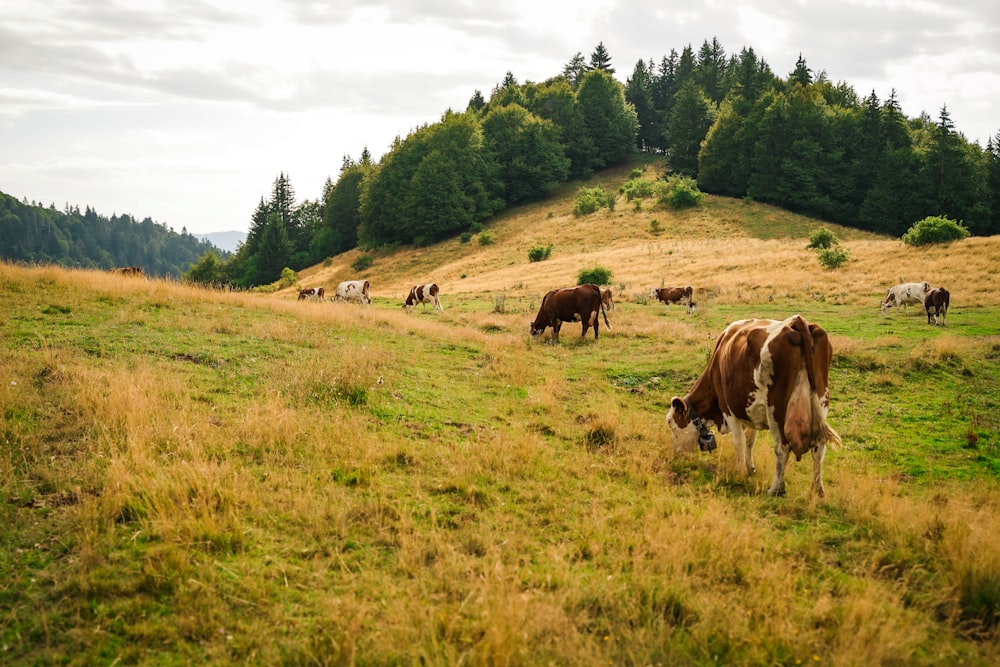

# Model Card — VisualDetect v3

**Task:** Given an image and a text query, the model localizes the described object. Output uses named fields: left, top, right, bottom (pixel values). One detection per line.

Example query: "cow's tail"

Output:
left=599, top=296, right=611, bottom=331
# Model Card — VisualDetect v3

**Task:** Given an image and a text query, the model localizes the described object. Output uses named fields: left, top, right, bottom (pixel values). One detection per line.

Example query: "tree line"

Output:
left=200, top=38, right=999, bottom=288
left=0, top=192, right=222, bottom=277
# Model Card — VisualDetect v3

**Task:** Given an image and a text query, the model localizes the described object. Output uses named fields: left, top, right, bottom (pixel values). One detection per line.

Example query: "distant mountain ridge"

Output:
left=194, top=231, right=246, bottom=253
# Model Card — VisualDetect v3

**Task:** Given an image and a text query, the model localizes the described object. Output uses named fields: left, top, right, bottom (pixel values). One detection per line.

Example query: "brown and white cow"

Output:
left=880, top=281, right=930, bottom=315
left=530, top=284, right=610, bottom=343
left=403, top=283, right=443, bottom=312
left=297, top=287, right=325, bottom=300
left=666, top=315, right=841, bottom=497
left=649, top=285, right=695, bottom=312
left=924, top=287, right=950, bottom=325
left=334, top=279, right=371, bottom=305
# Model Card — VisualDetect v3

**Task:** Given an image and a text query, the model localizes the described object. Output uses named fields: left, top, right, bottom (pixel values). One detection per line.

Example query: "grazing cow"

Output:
left=649, top=285, right=695, bottom=312
left=665, top=315, right=841, bottom=497
left=297, top=287, right=325, bottom=300
left=109, top=266, right=144, bottom=277
left=530, top=284, right=611, bottom=343
left=880, top=281, right=930, bottom=315
left=334, top=279, right=371, bottom=305
left=403, top=283, right=443, bottom=312
left=924, top=287, right=950, bottom=325
left=601, top=288, right=615, bottom=313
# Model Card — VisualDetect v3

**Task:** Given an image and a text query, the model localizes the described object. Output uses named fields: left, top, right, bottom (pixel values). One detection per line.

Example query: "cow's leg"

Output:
left=809, top=443, right=826, bottom=498
left=769, top=435, right=789, bottom=497
left=552, top=321, right=561, bottom=343
left=744, top=427, right=757, bottom=475
left=726, top=416, right=754, bottom=478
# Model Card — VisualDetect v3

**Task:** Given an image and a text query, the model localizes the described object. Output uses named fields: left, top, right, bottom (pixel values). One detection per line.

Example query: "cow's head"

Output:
left=648, top=287, right=658, bottom=298
left=529, top=320, right=548, bottom=336
left=666, top=397, right=717, bottom=453
left=880, top=293, right=896, bottom=315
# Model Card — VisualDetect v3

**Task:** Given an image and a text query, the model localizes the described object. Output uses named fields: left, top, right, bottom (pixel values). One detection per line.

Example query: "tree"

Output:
left=665, top=80, right=715, bottom=177
left=563, top=52, right=588, bottom=88
left=255, top=213, right=294, bottom=284
left=576, top=70, right=638, bottom=170
left=481, top=104, right=570, bottom=204
left=529, top=77, right=596, bottom=178
left=789, top=54, right=812, bottom=87
left=625, top=60, right=658, bottom=151
left=589, top=42, right=614, bottom=74
left=695, top=37, right=727, bottom=103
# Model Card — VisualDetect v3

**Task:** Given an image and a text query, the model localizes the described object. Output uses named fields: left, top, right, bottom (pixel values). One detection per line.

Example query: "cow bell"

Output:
left=698, top=431, right=717, bottom=452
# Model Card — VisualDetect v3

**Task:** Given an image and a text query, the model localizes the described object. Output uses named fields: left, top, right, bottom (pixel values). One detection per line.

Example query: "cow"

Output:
left=529, top=284, right=611, bottom=343
left=297, top=287, right=325, bottom=300
left=601, top=288, right=615, bottom=313
left=403, top=283, right=443, bottom=312
left=880, top=281, right=930, bottom=315
left=109, top=266, right=144, bottom=277
left=649, top=285, right=695, bottom=312
left=665, top=315, right=841, bottom=497
left=924, top=287, right=950, bottom=326
left=334, top=280, right=371, bottom=305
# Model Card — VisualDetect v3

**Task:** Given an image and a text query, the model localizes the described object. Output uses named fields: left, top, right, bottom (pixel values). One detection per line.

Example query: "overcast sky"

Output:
left=2, top=0, right=998, bottom=235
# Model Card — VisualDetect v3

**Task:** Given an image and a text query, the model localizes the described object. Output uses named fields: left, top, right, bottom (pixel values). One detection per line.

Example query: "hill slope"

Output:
left=289, top=161, right=999, bottom=310
left=2, top=177, right=1000, bottom=664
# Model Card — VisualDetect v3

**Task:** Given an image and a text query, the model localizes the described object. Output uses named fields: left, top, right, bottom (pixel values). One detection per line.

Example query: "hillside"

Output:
left=3, top=179, right=1000, bottom=664
left=289, top=161, right=999, bottom=311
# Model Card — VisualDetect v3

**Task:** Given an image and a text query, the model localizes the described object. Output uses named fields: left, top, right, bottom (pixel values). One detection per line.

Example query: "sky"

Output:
left=2, top=1, right=998, bottom=235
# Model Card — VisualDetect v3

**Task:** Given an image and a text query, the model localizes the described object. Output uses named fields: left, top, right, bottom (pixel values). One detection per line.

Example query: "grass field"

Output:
left=2, top=163, right=1000, bottom=665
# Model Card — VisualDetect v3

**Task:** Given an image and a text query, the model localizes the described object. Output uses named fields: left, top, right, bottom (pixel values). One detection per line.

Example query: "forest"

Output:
left=4, top=38, right=999, bottom=286
left=0, top=193, right=224, bottom=278
left=204, top=38, right=1000, bottom=289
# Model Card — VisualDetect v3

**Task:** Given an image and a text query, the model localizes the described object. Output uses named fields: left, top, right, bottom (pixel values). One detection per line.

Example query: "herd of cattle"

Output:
left=295, top=277, right=950, bottom=498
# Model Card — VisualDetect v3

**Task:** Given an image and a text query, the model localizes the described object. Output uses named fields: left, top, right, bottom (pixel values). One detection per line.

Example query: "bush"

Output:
left=902, top=215, right=970, bottom=246
left=817, top=247, right=850, bottom=269
left=656, top=175, right=704, bottom=209
left=573, top=187, right=616, bottom=216
left=460, top=232, right=472, bottom=244
left=478, top=232, right=494, bottom=245
left=528, top=243, right=553, bottom=262
left=620, top=177, right=656, bottom=201
left=577, top=266, right=613, bottom=286
left=279, top=267, right=297, bottom=288
left=807, top=227, right=838, bottom=249
left=351, top=253, right=374, bottom=272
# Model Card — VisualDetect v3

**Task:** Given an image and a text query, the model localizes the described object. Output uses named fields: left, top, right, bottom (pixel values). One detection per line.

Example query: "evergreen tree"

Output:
left=986, top=132, right=1000, bottom=235
left=256, top=213, right=294, bottom=284
left=665, top=80, right=715, bottom=177
left=625, top=59, right=658, bottom=151
left=589, top=42, right=614, bottom=73
left=562, top=52, right=588, bottom=88
left=789, top=54, right=813, bottom=87
left=576, top=70, right=638, bottom=170
left=467, top=89, right=486, bottom=113
left=695, top=37, right=727, bottom=103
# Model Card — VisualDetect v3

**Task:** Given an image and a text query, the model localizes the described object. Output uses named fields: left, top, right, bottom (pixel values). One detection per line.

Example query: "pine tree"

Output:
left=563, top=52, right=588, bottom=88
left=589, top=42, right=614, bottom=74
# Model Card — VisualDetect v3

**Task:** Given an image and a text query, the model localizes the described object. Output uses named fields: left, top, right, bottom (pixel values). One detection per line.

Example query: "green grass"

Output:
left=3, top=213, right=1000, bottom=664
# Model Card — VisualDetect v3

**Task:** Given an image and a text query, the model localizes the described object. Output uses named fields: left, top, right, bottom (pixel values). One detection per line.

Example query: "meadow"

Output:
left=2, top=164, right=999, bottom=665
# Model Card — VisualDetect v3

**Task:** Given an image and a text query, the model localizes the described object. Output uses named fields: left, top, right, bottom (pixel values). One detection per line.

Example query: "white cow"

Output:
left=334, top=279, right=371, bottom=305
left=881, top=281, right=930, bottom=315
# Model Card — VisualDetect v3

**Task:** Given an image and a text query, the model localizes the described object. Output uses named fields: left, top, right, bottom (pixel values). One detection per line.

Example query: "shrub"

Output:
left=648, top=219, right=662, bottom=235
left=279, top=267, right=297, bottom=288
left=573, top=187, right=616, bottom=216
left=351, top=253, right=374, bottom=272
left=620, top=177, right=656, bottom=201
left=902, top=215, right=971, bottom=246
left=478, top=232, right=494, bottom=245
left=656, top=175, right=704, bottom=209
left=460, top=232, right=472, bottom=244
left=577, top=266, right=613, bottom=286
left=470, top=222, right=484, bottom=234
left=807, top=227, right=838, bottom=249
left=528, top=244, right=553, bottom=262
left=817, top=247, right=850, bottom=269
